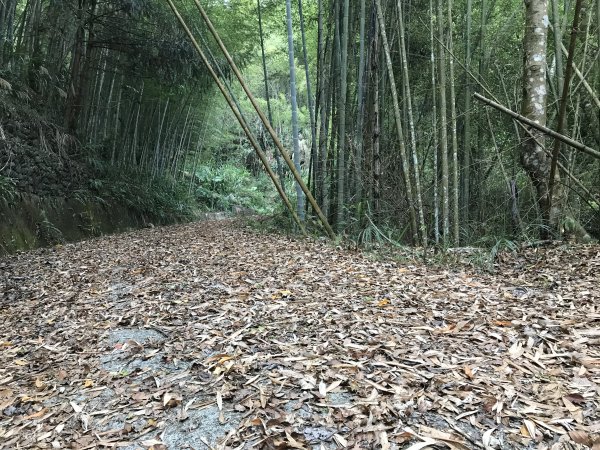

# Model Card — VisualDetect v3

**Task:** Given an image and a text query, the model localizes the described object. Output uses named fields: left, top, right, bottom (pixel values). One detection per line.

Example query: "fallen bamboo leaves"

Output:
left=0, top=220, right=598, bottom=449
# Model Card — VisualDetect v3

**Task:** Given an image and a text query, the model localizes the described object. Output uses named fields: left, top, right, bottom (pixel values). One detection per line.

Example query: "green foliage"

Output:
left=0, top=175, right=17, bottom=206
left=243, top=211, right=296, bottom=236
left=465, top=235, right=519, bottom=270
left=2, top=0, right=596, bottom=244
left=356, top=212, right=408, bottom=249
left=106, top=177, right=194, bottom=221
left=82, top=158, right=196, bottom=222
left=489, top=237, right=518, bottom=263
left=192, top=163, right=276, bottom=214
left=36, top=210, right=65, bottom=246
left=72, top=189, right=108, bottom=209
left=77, top=209, right=102, bottom=237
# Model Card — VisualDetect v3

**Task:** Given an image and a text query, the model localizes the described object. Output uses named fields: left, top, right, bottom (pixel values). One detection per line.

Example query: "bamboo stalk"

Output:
left=551, top=29, right=600, bottom=109
left=397, top=0, right=427, bottom=248
left=374, top=0, right=419, bottom=244
left=436, top=0, right=450, bottom=245
left=447, top=0, right=460, bottom=246
left=285, top=0, right=305, bottom=222
left=548, top=0, right=584, bottom=215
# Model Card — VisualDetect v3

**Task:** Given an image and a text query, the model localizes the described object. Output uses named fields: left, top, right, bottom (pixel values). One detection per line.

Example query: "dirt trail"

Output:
left=1, top=220, right=598, bottom=449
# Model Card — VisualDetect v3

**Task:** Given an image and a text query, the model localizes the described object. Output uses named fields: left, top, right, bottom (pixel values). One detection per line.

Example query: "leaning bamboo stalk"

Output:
left=165, top=0, right=307, bottom=235
left=190, top=0, right=335, bottom=240
left=473, top=93, right=600, bottom=160
left=428, top=22, right=598, bottom=164
left=430, top=28, right=599, bottom=162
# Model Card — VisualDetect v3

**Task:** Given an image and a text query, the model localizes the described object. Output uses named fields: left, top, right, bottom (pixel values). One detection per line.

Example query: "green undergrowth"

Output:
left=0, top=175, right=17, bottom=206
left=244, top=211, right=530, bottom=272
left=80, top=158, right=197, bottom=222
left=76, top=159, right=279, bottom=222
left=192, top=163, right=278, bottom=214
left=242, top=210, right=307, bottom=237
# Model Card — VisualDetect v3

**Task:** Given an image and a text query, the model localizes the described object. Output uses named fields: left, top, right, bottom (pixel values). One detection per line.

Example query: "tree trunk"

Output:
left=111, top=73, right=124, bottom=165
left=372, top=20, right=381, bottom=221
left=0, top=0, right=17, bottom=66
left=65, top=0, right=98, bottom=135
left=257, top=0, right=285, bottom=194
left=550, top=0, right=564, bottom=100
left=547, top=0, right=583, bottom=229
left=315, top=0, right=326, bottom=207
left=521, top=0, right=551, bottom=234
left=131, top=81, right=144, bottom=167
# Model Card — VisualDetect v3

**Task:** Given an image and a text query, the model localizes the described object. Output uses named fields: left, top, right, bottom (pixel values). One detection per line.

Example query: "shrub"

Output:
left=192, top=163, right=276, bottom=214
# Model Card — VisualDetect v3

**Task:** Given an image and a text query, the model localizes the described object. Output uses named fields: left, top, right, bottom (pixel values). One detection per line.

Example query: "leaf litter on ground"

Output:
left=0, top=220, right=598, bottom=449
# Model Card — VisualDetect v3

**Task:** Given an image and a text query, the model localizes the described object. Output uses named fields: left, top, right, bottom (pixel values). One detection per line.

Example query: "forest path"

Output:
left=0, top=220, right=598, bottom=449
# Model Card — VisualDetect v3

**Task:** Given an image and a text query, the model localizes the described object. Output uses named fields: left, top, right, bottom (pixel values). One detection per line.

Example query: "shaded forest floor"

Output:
left=0, top=220, right=599, bottom=449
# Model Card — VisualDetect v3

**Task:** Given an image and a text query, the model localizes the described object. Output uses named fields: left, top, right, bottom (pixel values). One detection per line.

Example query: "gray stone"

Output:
left=100, top=327, right=180, bottom=373
left=162, top=406, right=242, bottom=449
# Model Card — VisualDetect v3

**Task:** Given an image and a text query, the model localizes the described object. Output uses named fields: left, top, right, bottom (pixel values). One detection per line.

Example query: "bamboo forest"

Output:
left=1, top=0, right=599, bottom=448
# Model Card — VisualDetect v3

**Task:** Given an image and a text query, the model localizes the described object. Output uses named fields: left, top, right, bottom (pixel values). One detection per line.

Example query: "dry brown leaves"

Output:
left=0, top=220, right=598, bottom=449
